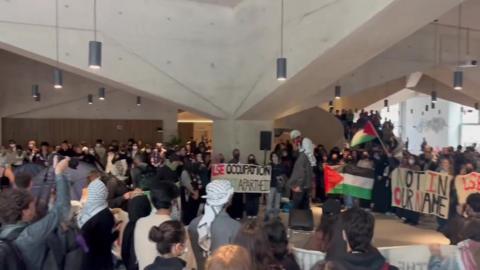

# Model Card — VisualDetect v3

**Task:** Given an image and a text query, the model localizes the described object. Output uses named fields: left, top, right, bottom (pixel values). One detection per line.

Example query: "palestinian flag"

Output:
left=324, top=164, right=375, bottom=200
left=351, top=121, right=378, bottom=148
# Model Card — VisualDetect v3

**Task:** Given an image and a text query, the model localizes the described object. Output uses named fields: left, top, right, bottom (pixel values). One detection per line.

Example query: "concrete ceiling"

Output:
left=0, top=0, right=465, bottom=121
left=184, top=0, right=243, bottom=8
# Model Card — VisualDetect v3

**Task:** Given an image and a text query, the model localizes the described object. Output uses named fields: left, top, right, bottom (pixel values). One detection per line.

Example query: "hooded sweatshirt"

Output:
left=334, top=247, right=398, bottom=270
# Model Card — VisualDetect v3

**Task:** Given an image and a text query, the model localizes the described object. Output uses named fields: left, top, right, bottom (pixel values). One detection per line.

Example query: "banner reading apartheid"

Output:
left=324, top=164, right=375, bottom=200
left=454, top=172, right=480, bottom=204
left=211, top=163, right=271, bottom=193
left=391, top=168, right=452, bottom=219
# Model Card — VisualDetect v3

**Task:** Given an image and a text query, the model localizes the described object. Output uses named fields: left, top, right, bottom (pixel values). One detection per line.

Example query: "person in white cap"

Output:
left=288, top=129, right=316, bottom=209
left=188, top=180, right=241, bottom=270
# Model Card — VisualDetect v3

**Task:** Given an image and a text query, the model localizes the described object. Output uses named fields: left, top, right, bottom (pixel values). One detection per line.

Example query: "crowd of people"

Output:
left=0, top=122, right=479, bottom=269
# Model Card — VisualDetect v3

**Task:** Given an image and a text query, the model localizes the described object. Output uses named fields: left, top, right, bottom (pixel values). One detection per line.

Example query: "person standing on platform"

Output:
left=288, top=130, right=316, bottom=210
left=227, top=149, right=244, bottom=220
left=245, top=154, right=260, bottom=219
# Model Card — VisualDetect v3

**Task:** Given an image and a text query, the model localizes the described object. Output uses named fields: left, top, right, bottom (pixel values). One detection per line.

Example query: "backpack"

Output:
left=0, top=226, right=27, bottom=270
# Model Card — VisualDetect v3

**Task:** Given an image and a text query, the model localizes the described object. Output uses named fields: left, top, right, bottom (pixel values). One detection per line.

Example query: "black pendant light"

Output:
left=334, top=85, right=341, bottom=100
left=453, top=3, right=463, bottom=90
left=475, top=102, right=479, bottom=110
left=88, top=94, right=93, bottom=104
left=425, top=105, right=429, bottom=112
left=431, top=91, right=437, bottom=103
left=431, top=102, right=436, bottom=109
left=98, top=87, right=106, bottom=100
left=276, top=0, right=286, bottom=81
left=32, top=84, right=40, bottom=98
left=53, top=0, right=63, bottom=89
left=136, top=96, right=142, bottom=106
left=89, top=0, right=102, bottom=69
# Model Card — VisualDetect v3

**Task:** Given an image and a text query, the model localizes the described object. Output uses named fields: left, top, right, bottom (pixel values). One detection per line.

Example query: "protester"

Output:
left=263, top=219, right=301, bottom=270
left=442, top=193, right=480, bottom=245
left=205, top=244, right=252, bottom=270
left=0, top=157, right=71, bottom=270
left=121, top=195, right=152, bottom=270
left=265, top=152, right=288, bottom=221
left=144, top=220, right=187, bottom=270
left=189, top=179, right=240, bottom=270
left=226, top=149, right=244, bottom=220
left=180, top=159, right=201, bottom=225
left=288, top=130, right=316, bottom=209
left=327, top=207, right=398, bottom=270
left=78, top=172, right=116, bottom=270
left=134, top=181, right=180, bottom=270
left=233, top=220, right=277, bottom=270
left=309, top=198, right=345, bottom=256
left=245, top=154, right=261, bottom=219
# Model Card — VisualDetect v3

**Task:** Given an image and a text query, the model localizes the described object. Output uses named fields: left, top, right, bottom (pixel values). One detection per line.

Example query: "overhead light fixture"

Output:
left=384, top=99, right=389, bottom=108
left=35, top=93, right=41, bottom=102
left=88, top=94, right=93, bottom=104
left=276, top=0, right=286, bottom=81
left=334, top=85, right=341, bottom=100
left=88, top=0, right=102, bottom=69
left=98, top=87, right=105, bottom=100
left=475, top=102, right=479, bottom=110
left=328, top=100, right=333, bottom=108
left=425, top=105, right=429, bottom=112
left=431, top=102, right=436, bottom=109
left=453, top=70, right=463, bottom=90
left=53, top=68, right=63, bottom=89
left=431, top=91, right=437, bottom=103
left=53, top=0, right=63, bottom=89
left=410, top=109, right=414, bottom=114
left=136, top=96, right=142, bottom=106
left=453, top=3, right=463, bottom=90
left=32, top=84, right=40, bottom=98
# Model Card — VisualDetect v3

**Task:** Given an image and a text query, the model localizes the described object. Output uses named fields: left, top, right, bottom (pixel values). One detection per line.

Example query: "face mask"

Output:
left=132, top=146, right=138, bottom=151
left=233, top=153, right=240, bottom=159
left=96, top=143, right=101, bottom=147
left=146, top=149, right=151, bottom=154
left=408, top=159, right=415, bottom=165
left=466, top=168, right=474, bottom=174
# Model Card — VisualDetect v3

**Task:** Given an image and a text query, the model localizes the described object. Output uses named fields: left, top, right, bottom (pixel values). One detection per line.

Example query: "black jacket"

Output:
left=81, top=208, right=115, bottom=270
left=334, top=247, right=398, bottom=270
left=144, top=257, right=186, bottom=270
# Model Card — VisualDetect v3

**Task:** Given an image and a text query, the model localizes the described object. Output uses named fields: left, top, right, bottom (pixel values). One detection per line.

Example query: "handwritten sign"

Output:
left=391, top=168, right=452, bottom=219
left=455, top=172, right=480, bottom=204
left=379, top=245, right=463, bottom=270
left=211, top=163, right=271, bottom=193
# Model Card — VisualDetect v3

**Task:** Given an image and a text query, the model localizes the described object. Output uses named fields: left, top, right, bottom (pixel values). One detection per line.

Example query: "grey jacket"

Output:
left=288, top=152, right=313, bottom=190
left=0, top=173, right=71, bottom=270
left=188, top=211, right=241, bottom=270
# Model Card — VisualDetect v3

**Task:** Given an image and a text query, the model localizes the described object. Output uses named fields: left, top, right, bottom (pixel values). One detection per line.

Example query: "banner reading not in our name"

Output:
left=211, top=163, right=271, bottom=193
left=391, top=168, right=452, bottom=219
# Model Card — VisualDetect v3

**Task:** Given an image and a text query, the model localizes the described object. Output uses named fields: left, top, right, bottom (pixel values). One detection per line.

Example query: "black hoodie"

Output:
left=334, top=246, right=398, bottom=270
left=144, top=256, right=186, bottom=270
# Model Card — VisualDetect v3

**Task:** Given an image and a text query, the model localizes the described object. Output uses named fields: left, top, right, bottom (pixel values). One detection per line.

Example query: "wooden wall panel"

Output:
left=2, top=118, right=164, bottom=147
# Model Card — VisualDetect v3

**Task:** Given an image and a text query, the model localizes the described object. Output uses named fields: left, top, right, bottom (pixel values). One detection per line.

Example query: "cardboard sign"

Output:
left=391, top=168, right=452, bottom=219
left=211, top=163, right=271, bottom=193
left=455, top=172, right=480, bottom=204
left=379, top=245, right=463, bottom=270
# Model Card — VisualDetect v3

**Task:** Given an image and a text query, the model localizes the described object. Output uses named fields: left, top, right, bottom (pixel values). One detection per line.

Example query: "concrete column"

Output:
left=212, top=119, right=273, bottom=163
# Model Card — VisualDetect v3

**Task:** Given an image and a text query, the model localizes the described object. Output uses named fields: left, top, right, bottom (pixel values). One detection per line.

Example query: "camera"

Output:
left=56, top=154, right=80, bottom=170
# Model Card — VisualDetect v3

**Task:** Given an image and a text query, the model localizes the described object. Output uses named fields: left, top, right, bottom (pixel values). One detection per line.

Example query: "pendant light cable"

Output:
left=280, top=0, right=284, bottom=57
left=456, top=3, right=462, bottom=66
left=55, top=0, right=59, bottom=65
left=93, top=0, right=97, bottom=41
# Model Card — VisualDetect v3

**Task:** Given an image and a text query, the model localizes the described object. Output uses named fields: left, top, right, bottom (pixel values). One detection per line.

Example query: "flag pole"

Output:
left=370, top=123, right=390, bottom=155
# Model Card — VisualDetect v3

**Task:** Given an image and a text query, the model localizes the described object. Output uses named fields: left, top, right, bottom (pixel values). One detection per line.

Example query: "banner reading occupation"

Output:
left=454, top=172, right=480, bottom=204
left=391, top=168, right=452, bottom=219
left=211, top=163, right=271, bottom=193
left=325, top=164, right=375, bottom=200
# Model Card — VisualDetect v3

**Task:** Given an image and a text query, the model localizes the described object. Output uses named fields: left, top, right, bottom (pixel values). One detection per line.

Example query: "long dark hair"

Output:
left=233, top=220, right=275, bottom=270
left=149, top=220, right=186, bottom=255
left=263, top=219, right=289, bottom=261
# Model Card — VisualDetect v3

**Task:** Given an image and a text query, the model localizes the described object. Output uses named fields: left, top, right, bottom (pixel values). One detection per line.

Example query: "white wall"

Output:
left=212, top=120, right=273, bottom=164
left=402, top=96, right=461, bottom=154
